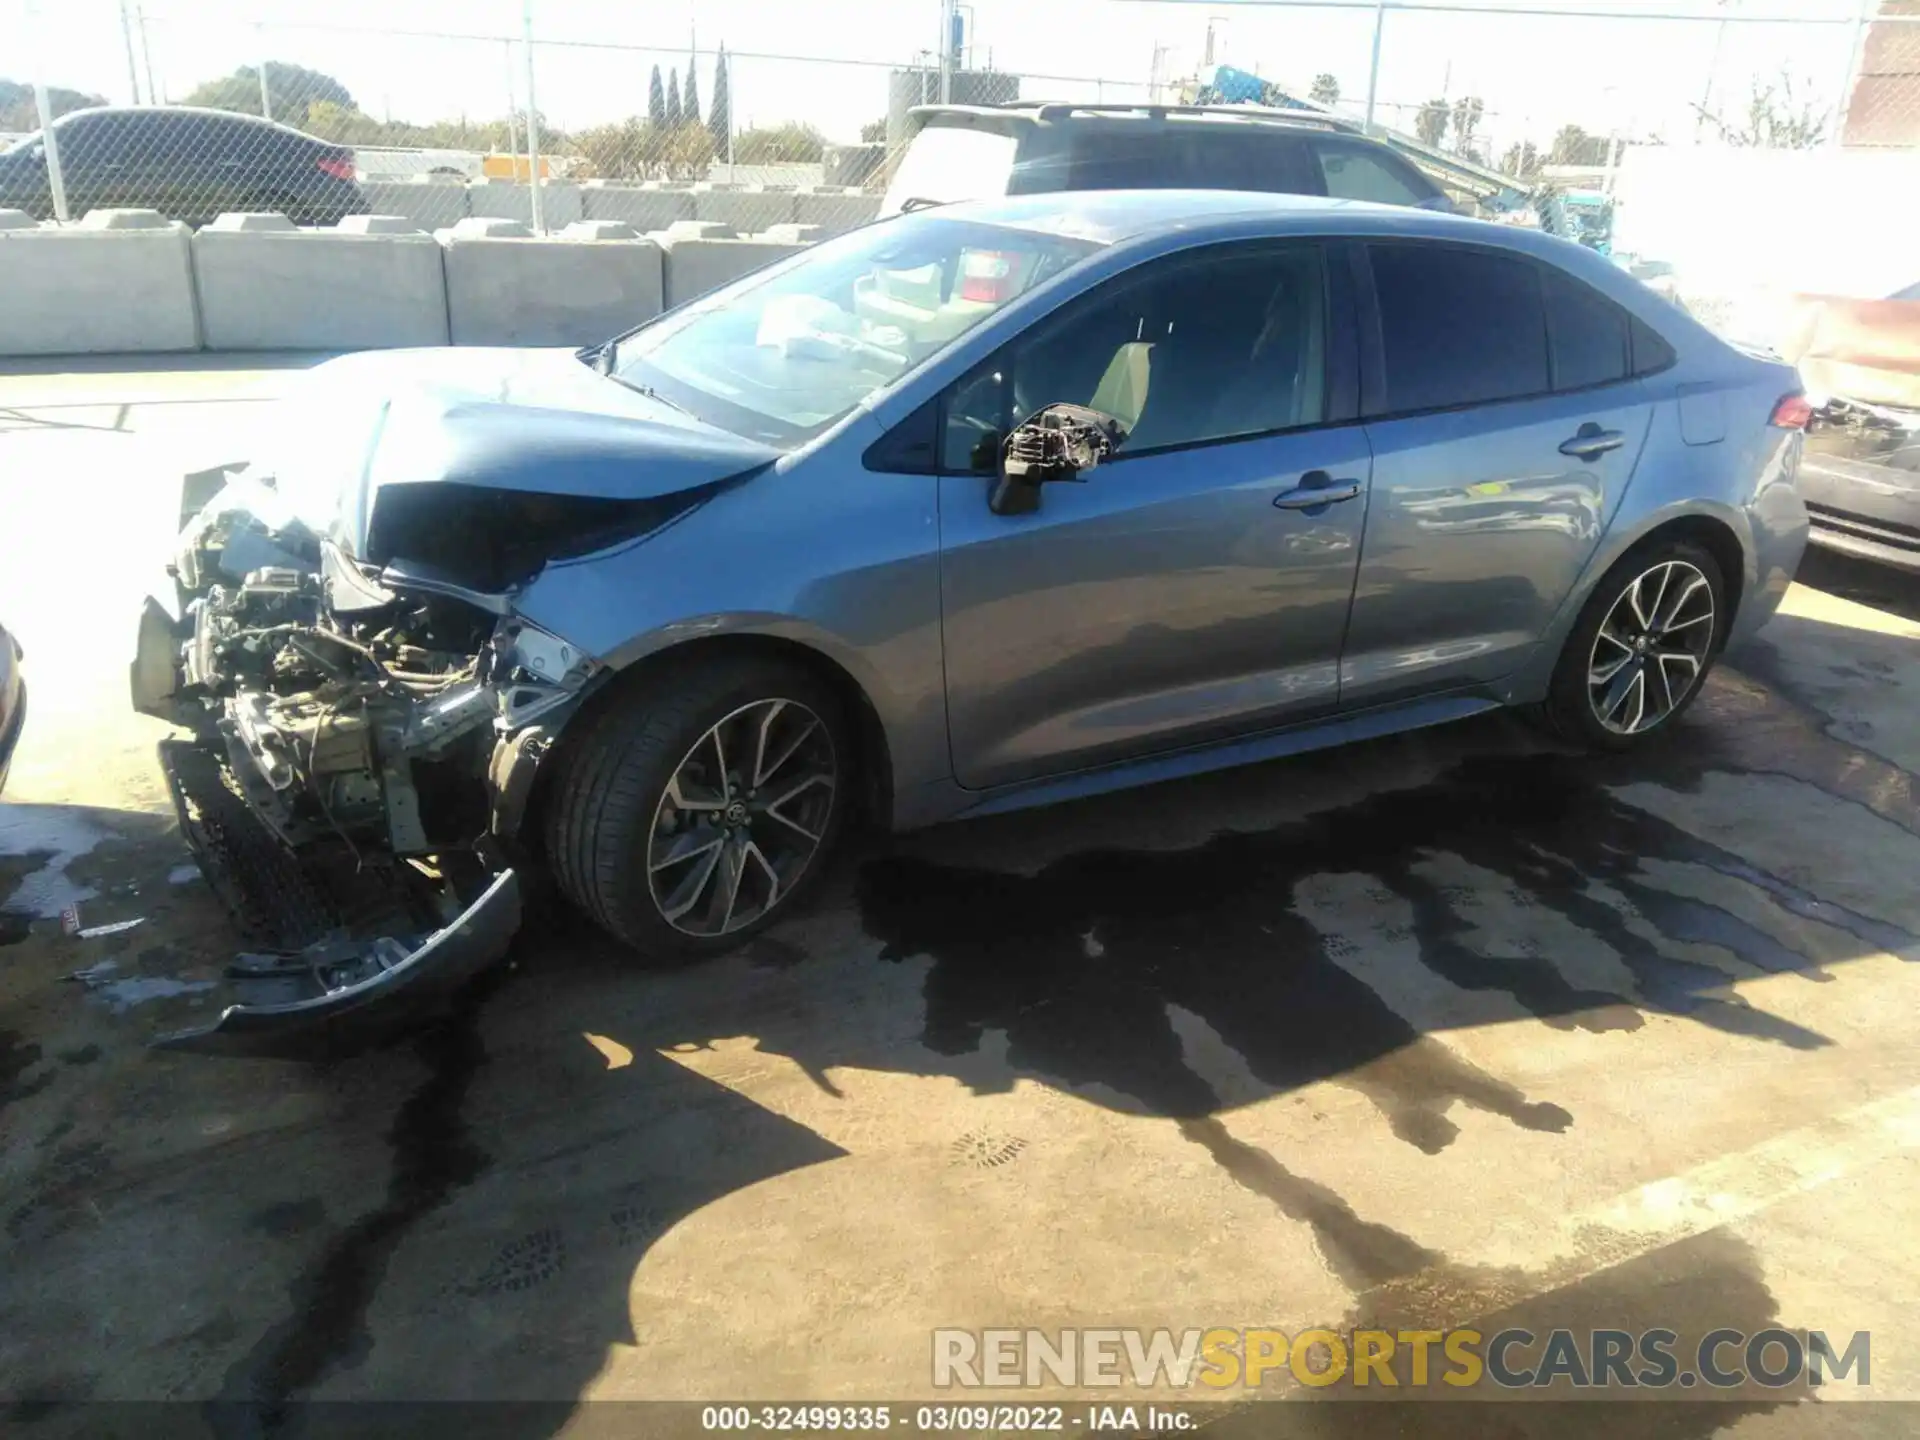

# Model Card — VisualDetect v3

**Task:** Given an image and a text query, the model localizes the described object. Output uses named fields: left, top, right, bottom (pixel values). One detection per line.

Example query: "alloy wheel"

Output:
left=1586, top=559, right=1717, bottom=736
left=646, top=698, right=837, bottom=936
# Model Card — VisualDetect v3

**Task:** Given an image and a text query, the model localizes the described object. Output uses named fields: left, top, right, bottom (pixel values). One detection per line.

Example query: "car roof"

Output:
left=911, top=101, right=1366, bottom=137
left=930, top=189, right=1480, bottom=246
left=53, top=105, right=321, bottom=139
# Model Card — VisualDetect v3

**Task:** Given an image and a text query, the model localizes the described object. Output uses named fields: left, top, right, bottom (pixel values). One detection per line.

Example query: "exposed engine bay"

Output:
left=134, top=470, right=603, bottom=1053
left=1806, top=395, right=1920, bottom=474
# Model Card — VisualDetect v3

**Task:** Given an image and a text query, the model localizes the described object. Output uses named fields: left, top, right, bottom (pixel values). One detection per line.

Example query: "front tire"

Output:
left=1536, top=536, right=1727, bottom=749
left=546, top=655, right=850, bottom=957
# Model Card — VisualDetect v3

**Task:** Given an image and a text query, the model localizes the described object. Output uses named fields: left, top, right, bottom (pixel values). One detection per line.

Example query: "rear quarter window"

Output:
left=1314, top=141, right=1435, bottom=207
left=883, top=124, right=1018, bottom=212
left=1065, top=126, right=1311, bottom=194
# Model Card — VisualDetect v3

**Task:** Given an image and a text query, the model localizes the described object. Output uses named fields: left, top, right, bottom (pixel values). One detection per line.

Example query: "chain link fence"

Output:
left=3, top=0, right=1915, bottom=294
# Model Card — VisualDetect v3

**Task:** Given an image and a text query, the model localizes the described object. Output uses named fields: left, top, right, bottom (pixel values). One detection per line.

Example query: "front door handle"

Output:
left=1559, top=423, right=1625, bottom=459
left=1274, top=470, right=1362, bottom=510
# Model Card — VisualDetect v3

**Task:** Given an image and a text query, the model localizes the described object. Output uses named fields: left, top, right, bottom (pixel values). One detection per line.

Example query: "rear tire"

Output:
left=546, top=654, right=851, bottom=958
left=1534, top=536, right=1728, bottom=750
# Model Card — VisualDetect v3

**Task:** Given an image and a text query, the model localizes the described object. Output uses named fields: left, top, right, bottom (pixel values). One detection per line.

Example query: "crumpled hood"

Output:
left=258, top=347, right=781, bottom=557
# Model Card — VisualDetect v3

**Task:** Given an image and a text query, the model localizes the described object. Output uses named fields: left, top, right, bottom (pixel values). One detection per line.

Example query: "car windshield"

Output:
left=609, top=214, right=1101, bottom=447
left=2, top=130, right=42, bottom=154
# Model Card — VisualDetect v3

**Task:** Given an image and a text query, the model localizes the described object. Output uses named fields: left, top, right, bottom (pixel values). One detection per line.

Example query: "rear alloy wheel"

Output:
left=1585, top=558, right=1717, bottom=735
left=1536, top=537, right=1727, bottom=749
left=546, top=656, right=850, bottom=957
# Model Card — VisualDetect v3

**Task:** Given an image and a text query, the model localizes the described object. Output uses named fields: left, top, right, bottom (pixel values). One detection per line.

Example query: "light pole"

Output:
left=118, top=0, right=142, bottom=103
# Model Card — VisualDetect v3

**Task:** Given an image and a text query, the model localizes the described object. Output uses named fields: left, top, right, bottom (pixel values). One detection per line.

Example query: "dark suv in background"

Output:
left=0, top=106, right=365, bottom=226
left=880, top=103, right=1455, bottom=218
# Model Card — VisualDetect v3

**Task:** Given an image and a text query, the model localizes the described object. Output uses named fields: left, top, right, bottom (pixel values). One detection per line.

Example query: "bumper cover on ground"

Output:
left=155, top=738, right=523, bottom=1056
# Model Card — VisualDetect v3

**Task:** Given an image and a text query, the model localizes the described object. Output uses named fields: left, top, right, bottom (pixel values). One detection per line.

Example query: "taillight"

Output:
left=958, top=249, right=1019, bottom=304
left=316, top=154, right=355, bottom=181
left=1770, top=393, right=1813, bottom=430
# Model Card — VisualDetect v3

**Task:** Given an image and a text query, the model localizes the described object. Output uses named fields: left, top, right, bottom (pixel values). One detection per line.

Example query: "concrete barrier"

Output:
left=580, top=181, right=696, bottom=231
left=0, top=209, right=198, bottom=354
left=794, top=188, right=881, bottom=235
left=440, top=228, right=664, bottom=346
left=362, top=177, right=471, bottom=232
left=192, top=213, right=450, bottom=351
left=467, top=178, right=584, bottom=229
left=690, top=184, right=798, bottom=235
left=655, top=233, right=810, bottom=309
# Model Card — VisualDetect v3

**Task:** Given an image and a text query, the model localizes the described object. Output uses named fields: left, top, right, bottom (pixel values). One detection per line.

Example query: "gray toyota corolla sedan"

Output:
left=130, top=190, right=1809, bottom=1050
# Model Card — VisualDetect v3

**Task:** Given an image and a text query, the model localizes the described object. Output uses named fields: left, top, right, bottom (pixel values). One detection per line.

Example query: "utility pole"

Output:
left=1831, top=0, right=1871, bottom=149
left=1364, top=0, right=1387, bottom=133
left=938, top=0, right=956, bottom=103
left=503, top=42, right=519, bottom=174
left=24, top=0, right=71, bottom=221
left=523, top=0, right=544, bottom=234
left=257, top=27, right=272, bottom=121
left=135, top=2, right=157, bottom=105
left=119, top=0, right=143, bottom=103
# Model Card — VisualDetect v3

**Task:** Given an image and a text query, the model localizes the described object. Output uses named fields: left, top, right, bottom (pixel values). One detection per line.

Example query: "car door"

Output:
left=1340, top=241, right=1655, bottom=708
left=47, top=112, right=121, bottom=215
left=113, top=110, right=187, bottom=218
left=932, top=239, right=1371, bottom=791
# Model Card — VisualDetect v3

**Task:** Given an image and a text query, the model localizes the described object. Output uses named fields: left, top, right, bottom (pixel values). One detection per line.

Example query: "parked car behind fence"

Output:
left=0, top=106, right=366, bottom=227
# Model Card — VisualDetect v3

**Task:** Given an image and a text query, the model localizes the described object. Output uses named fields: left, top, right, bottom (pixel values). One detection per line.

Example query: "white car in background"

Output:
left=351, top=146, right=486, bottom=182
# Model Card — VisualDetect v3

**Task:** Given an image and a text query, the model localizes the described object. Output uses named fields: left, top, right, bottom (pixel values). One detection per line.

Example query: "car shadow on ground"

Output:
left=4, top=566, right=1919, bottom=1435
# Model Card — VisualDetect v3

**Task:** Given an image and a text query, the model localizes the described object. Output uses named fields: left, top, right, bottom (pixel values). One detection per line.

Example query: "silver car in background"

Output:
left=131, top=190, right=1809, bottom=1051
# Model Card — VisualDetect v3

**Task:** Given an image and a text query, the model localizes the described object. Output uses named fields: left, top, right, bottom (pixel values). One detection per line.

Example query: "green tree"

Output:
left=574, top=117, right=651, bottom=180
left=859, top=118, right=887, bottom=143
left=666, top=69, right=682, bottom=128
left=683, top=54, right=701, bottom=129
left=1548, top=123, right=1608, bottom=165
left=648, top=65, right=667, bottom=130
left=1500, top=138, right=1541, bottom=179
left=1414, top=98, right=1449, bottom=147
left=733, top=121, right=826, bottom=164
left=1737, top=75, right=1827, bottom=148
left=183, top=62, right=354, bottom=124
left=1450, top=95, right=1484, bottom=157
left=1309, top=73, right=1339, bottom=107
left=708, top=46, right=731, bottom=158
left=0, top=79, right=106, bottom=130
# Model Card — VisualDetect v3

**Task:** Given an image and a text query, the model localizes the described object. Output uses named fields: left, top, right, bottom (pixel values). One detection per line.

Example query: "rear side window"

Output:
left=1315, top=141, right=1432, bottom=207
left=1630, top=315, right=1678, bottom=376
left=1065, top=127, right=1312, bottom=195
left=1543, top=269, right=1629, bottom=391
left=1368, top=243, right=1549, bottom=414
left=882, top=125, right=1018, bottom=213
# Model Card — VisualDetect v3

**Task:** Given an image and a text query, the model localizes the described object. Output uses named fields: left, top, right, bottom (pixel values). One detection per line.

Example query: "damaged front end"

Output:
left=134, top=471, right=600, bottom=1054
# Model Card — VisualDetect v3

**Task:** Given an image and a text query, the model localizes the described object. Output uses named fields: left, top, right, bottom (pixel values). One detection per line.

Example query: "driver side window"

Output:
left=939, top=242, right=1329, bottom=473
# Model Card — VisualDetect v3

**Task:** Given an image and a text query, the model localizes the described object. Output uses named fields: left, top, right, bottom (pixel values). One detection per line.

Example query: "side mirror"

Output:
left=989, top=403, right=1131, bottom=516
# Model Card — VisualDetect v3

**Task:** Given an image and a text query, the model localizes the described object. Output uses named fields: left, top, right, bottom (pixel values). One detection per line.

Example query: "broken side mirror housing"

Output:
left=989, top=403, right=1131, bottom=516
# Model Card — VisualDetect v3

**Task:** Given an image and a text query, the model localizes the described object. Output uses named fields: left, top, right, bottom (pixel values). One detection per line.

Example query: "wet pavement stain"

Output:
left=858, top=750, right=1912, bottom=1180
left=247, top=1197, right=328, bottom=1240
left=210, top=995, right=493, bottom=1432
left=1207, top=1229, right=1793, bottom=1437
left=0, top=1028, right=54, bottom=1114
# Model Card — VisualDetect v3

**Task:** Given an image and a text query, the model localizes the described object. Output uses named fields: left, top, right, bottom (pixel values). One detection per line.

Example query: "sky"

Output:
left=3, top=0, right=1871, bottom=157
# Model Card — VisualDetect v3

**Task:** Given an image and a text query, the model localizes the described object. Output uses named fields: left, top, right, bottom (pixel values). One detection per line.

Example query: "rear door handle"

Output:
left=1559, top=424, right=1625, bottom=459
left=1274, top=470, right=1362, bottom=510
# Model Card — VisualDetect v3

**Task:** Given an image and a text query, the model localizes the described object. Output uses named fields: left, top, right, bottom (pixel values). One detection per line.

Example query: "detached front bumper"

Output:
left=154, top=739, right=522, bottom=1056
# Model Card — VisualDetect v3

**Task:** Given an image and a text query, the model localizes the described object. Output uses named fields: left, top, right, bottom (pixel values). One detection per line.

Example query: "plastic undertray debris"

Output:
left=154, top=739, right=521, bottom=1055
